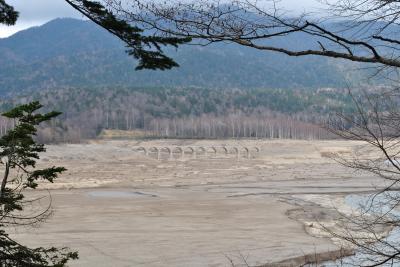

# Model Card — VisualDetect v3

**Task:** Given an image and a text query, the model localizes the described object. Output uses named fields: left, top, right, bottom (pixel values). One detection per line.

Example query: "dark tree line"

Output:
left=0, top=87, right=352, bottom=142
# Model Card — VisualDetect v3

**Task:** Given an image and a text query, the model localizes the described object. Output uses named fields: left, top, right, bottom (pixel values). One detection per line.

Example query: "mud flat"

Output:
left=8, top=139, right=384, bottom=266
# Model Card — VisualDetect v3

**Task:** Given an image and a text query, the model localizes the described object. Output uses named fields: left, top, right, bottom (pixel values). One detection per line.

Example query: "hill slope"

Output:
left=0, top=18, right=367, bottom=95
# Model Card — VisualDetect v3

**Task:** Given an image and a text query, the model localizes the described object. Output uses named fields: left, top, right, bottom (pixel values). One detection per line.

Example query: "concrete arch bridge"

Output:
left=134, top=146, right=261, bottom=160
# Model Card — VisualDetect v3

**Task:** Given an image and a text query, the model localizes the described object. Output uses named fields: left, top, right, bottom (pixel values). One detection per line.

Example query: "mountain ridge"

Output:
left=0, top=18, right=370, bottom=95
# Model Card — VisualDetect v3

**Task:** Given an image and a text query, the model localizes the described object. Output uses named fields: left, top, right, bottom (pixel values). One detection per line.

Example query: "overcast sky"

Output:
left=0, top=0, right=321, bottom=38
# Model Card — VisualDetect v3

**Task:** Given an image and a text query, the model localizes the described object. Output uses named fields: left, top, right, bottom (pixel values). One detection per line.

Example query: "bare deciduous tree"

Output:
left=88, top=0, right=400, bottom=265
left=320, top=89, right=400, bottom=266
left=89, top=0, right=400, bottom=70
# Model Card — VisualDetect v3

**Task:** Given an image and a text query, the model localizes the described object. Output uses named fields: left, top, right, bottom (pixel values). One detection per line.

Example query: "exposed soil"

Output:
left=7, top=139, right=386, bottom=266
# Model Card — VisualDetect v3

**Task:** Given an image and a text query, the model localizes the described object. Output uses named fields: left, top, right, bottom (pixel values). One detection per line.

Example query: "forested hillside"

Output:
left=0, top=18, right=377, bottom=142
left=0, top=18, right=371, bottom=95
left=0, top=87, right=354, bottom=142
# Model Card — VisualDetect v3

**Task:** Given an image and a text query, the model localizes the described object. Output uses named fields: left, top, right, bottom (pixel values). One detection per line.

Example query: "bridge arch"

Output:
left=149, top=147, right=160, bottom=160
left=243, top=147, right=250, bottom=159
left=137, top=146, right=147, bottom=155
left=173, top=147, right=184, bottom=154
left=197, top=147, right=206, bottom=153
left=197, top=147, right=207, bottom=157
left=161, top=147, right=172, bottom=159
left=232, top=147, right=239, bottom=159
left=210, top=146, right=217, bottom=154
left=171, top=147, right=184, bottom=159
left=149, top=147, right=159, bottom=153
left=184, top=147, right=195, bottom=154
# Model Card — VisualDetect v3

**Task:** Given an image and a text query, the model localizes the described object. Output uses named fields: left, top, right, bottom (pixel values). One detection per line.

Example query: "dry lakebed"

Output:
left=6, top=139, right=385, bottom=266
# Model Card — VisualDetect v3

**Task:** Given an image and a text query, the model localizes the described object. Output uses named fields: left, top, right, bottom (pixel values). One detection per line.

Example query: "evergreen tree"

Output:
left=0, top=4, right=79, bottom=266
left=0, top=102, right=78, bottom=266
left=0, top=1, right=189, bottom=265
left=64, top=0, right=191, bottom=70
left=0, top=0, right=18, bottom=26
left=1, top=0, right=190, bottom=70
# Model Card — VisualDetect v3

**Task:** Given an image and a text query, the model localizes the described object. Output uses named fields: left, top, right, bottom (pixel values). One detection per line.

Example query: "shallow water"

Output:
left=326, top=192, right=400, bottom=266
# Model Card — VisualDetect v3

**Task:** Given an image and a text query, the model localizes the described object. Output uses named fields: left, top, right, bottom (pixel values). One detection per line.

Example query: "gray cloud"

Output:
left=0, top=0, right=321, bottom=37
left=0, top=0, right=82, bottom=37
left=8, top=0, right=82, bottom=22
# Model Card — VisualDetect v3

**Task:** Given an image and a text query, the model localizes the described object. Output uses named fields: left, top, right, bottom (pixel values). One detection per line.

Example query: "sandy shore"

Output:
left=6, top=139, right=385, bottom=266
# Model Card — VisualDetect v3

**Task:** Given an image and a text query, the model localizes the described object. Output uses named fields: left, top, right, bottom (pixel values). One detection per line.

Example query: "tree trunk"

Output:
left=0, top=162, right=10, bottom=198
